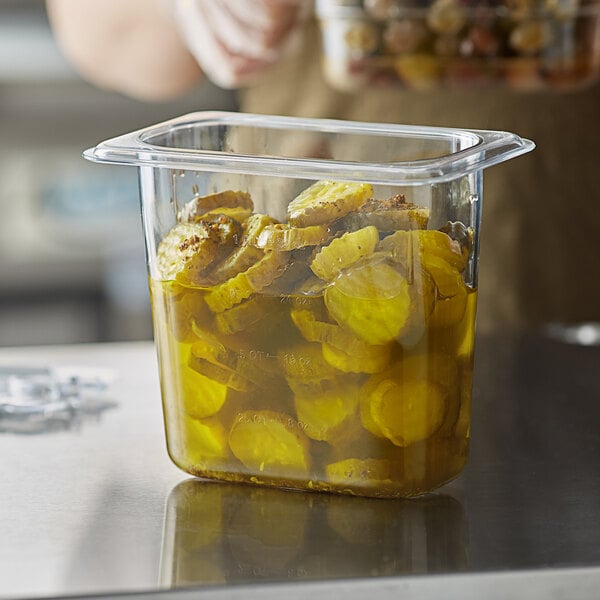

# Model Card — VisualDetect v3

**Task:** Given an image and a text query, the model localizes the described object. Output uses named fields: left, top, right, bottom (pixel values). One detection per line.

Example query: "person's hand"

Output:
left=172, top=0, right=313, bottom=88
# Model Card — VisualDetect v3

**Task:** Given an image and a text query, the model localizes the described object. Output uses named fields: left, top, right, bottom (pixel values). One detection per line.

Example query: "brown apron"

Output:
left=240, top=20, right=600, bottom=334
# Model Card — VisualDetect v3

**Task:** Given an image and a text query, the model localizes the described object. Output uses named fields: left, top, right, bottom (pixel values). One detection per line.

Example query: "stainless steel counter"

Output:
left=1, top=333, right=600, bottom=599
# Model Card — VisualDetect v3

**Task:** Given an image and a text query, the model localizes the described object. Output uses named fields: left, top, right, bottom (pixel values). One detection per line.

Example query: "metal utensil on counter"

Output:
left=0, top=365, right=118, bottom=434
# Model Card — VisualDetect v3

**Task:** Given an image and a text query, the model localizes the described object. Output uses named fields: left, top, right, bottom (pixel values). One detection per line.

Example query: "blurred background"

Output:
left=0, top=0, right=237, bottom=346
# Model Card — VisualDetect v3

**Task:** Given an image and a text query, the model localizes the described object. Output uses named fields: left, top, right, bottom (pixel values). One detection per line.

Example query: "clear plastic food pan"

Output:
left=316, top=0, right=600, bottom=91
left=84, top=111, right=534, bottom=498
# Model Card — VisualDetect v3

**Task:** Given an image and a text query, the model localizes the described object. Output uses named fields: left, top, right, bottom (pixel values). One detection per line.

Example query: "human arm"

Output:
left=46, top=0, right=312, bottom=100
left=46, top=0, right=203, bottom=101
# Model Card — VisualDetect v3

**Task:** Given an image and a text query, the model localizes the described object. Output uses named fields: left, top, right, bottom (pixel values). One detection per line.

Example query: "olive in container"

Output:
left=84, top=112, right=534, bottom=498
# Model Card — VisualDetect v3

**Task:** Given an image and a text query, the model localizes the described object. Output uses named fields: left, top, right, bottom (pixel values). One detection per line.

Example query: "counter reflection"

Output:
left=160, top=479, right=468, bottom=588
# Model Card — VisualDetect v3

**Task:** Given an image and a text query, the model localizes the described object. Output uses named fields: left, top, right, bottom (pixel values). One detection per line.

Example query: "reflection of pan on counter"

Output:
left=159, top=479, right=468, bottom=589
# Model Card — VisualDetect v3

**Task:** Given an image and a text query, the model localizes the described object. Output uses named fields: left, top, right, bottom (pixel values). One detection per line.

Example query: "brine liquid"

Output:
left=150, top=278, right=476, bottom=499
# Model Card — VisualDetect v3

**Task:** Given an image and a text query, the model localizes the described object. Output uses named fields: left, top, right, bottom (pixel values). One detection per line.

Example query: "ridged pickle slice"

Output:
left=340, top=195, right=430, bottom=232
left=160, top=283, right=213, bottom=343
left=379, top=229, right=467, bottom=272
left=281, top=343, right=345, bottom=397
left=279, top=342, right=341, bottom=378
left=293, top=384, right=360, bottom=442
left=360, top=377, right=447, bottom=447
left=182, top=416, right=230, bottom=465
left=287, top=181, right=373, bottom=227
left=380, top=229, right=467, bottom=297
left=215, top=294, right=273, bottom=335
left=311, top=226, right=379, bottom=281
left=322, top=342, right=390, bottom=374
left=415, top=229, right=468, bottom=271
left=180, top=362, right=229, bottom=419
left=212, top=213, right=277, bottom=282
left=156, top=222, right=221, bottom=283
left=255, top=223, right=331, bottom=251
left=205, top=250, right=289, bottom=312
left=189, top=340, right=252, bottom=392
left=290, top=308, right=390, bottom=358
left=178, top=190, right=254, bottom=222
left=420, top=254, right=464, bottom=298
left=199, top=206, right=253, bottom=223
left=429, top=281, right=468, bottom=328
left=324, top=261, right=411, bottom=345
left=228, top=410, right=311, bottom=474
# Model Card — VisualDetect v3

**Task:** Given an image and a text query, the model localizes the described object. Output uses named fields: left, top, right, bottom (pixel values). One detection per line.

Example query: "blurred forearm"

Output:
left=46, top=0, right=203, bottom=101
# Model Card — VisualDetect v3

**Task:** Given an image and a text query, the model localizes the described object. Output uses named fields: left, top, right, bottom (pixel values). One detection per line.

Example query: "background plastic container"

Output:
left=84, top=111, right=534, bottom=498
left=316, top=0, right=600, bottom=91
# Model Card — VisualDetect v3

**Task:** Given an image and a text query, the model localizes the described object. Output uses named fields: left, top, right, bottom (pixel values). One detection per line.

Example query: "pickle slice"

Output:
left=360, top=377, right=447, bottom=447
left=430, top=281, right=468, bottom=328
left=181, top=363, right=229, bottom=419
left=178, top=190, right=254, bottom=222
left=212, top=213, right=277, bottom=282
left=322, top=342, right=390, bottom=374
left=380, top=229, right=468, bottom=273
left=183, top=416, right=230, bottom=465
left=416, top=229, right=468, bottom=271
left=311, top=226, right=379, bottom=281
left=189, top=340, right=252, bottom=392
left=255, top=223, right=331, bottom=251
left=325, top=458, right=394, bottom=486
left=287, top=181, right=373, bottom=227
left=156, top=222, right=221, bottom=283
left=215, top=295, right=273, bottom=335
left=291, top=307, right=388, bottom=359
left=324, top=262, right=411, bottom=345
left=279, top=342, right=341, bottom=381
left=281, top=342, right=345, bottom=397
left=340, top=195, right=430, bottom=233
left=228, top=410, right=311, bottom=474
left=200, top=206, right=253, bottom=223
left=160, top=283, right=213, bottom=343
left=420, top=254, right=463, bottom=298
left=190, top=323, right=238, bottom=368
left=294, top=384, right=360, bottom=442
left=205, top=250, right=289, bottom=313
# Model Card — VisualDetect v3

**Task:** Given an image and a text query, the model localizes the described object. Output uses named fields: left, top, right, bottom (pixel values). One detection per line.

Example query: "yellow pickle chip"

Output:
left=279, top=342, right=341, bottom=381
left=189, top=341, right=252, bottom=392
left=255, top=223, right=331, bottom=251
left=182, top=416, right=230, bottom=466
left=205, top=250, right=289, bottom=312
left=324, top=261, right=411, bottom=345
left=180, top=363, right=229, bottom=419
left=429, top=281, right=468, bottom=328
left=212, top=213, right=277, bottom=282
left=360, top=377, right=447, bottom=447
left=293, top=384, right=360, bottom=442
left=340, top=195, right=430, bottom=232
left=322, top=342, right=391, bottom=374
left=178, top=190, right=254, bottom=222
left=287, top=180, right=373, bottom=227
left=156, top=222, right=221, bottom=283
left=290, top=307, right=392, bottom=361
left=228, top=410, right=311, bottom=474
left=311, top=226, right=379, bottom=281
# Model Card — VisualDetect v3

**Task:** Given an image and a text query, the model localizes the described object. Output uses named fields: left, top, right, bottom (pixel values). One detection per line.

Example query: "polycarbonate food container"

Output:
left=316, top=0, right=600, bottom=91
left=84, top=111, right=534, bottom=498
